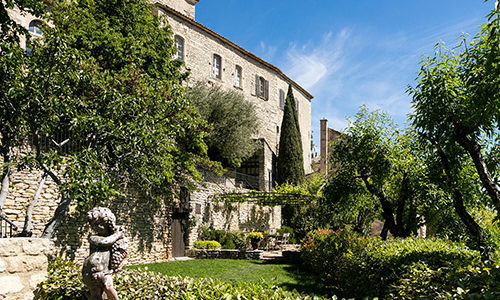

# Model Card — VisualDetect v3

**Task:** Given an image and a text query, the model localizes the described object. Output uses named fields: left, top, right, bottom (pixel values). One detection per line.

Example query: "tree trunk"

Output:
left=380, top=222, right=389, bottom=240
left=454, top=126, right=500, bottom=215
left=434, top=143, right=488, bottom=259
left=0, top=149, right=11, bottom=211
left=396, top=172, right=412, bottom=237
left=40, top=166, right=72, bottom=239
left=19, top=171, right=48, bottom=237
left=362, top=177, right=401, bottom=238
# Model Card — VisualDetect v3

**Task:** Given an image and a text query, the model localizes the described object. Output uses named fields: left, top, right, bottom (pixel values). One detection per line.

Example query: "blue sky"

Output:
left=196, top=0, right=495, bottom=153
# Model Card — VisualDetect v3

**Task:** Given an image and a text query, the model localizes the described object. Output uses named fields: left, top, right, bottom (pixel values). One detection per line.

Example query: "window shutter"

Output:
left=265, top=80, right=269, bottom=100
left=255, top=74, right=259, bottom=96
left=279, top=89, right=285, bottom=109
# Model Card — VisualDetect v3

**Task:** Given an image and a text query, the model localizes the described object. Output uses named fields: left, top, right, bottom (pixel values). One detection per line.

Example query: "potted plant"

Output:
left=247, top=232, right=263, bottom=250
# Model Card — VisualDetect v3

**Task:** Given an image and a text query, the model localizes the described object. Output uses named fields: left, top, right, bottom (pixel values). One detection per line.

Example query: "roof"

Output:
left=156, top=3, right=314, bottom=100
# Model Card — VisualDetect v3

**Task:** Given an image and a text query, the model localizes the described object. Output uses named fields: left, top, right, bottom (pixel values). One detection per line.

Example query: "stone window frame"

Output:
left=174, top=35, right=184, bottom=60
left=212, top=54, right=222, bottom=79
left=255, top=75, right=269, bottom=100
left=234, top=65, right=242, bottom=88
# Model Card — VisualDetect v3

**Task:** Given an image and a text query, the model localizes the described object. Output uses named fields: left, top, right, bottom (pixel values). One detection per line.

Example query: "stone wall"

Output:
left=160, top=6, right=313, bottom=176
left=188, top=170, right=281, bottom=247
left=157, top=0, right=198, bottom=19
left=0, top=238, right=53, bottom=300
left=1, top=159, right=280, bottom=264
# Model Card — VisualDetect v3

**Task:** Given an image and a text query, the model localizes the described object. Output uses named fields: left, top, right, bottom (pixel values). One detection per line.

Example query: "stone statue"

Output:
left=82, top=207, right=128, bottom=300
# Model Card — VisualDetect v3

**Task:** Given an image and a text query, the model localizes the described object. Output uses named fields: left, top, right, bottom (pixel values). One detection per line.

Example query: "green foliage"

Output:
left=408, top=3, right=500, bottom=253
left=277, top=226, right=297, bottom=244
left=274, top=173, right=328, bottom=240
left=324, top=107, right=428, bottom=237
left=301, top=228, right=488, bottom=299
left=193, top=240, right=221, bottom=250
left=38, top=259, right=327, bottom=299
left=276, top=85, right=305, bottom=186
left=389, top=263, right=500, bottom=299
left=200, top=227, right=246, bottom=250
left=20, top=0, right=210, bottom=234
left=187, top=82, right=259, bottom=168
left=247, top=232, right=264, bottom=240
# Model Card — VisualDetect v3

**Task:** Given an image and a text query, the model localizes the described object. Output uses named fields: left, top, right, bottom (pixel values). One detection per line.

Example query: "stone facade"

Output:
left=314, top=119, right=343, bottom=174
left=156, top=1, right=313, bottom=182
left=2, top=0, right=306, bottom=264
left=0, top=238, right=53, bottom=300
left=188, top=170, right=281, bottom=248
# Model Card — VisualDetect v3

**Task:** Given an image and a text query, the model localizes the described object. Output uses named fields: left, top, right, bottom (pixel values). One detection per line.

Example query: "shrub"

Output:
left=193, top=240, right=221, bottom=250
left=247, top=232, right=264, bottom=250
left=38, top=259, right=325, bottom=299
left=277, top=226, right=297, bottom=244
left=301, top=227, right=484, bottom=299
left=200, top=227, right=245, bottom=250
left=247, top=232, right=264, bottom=240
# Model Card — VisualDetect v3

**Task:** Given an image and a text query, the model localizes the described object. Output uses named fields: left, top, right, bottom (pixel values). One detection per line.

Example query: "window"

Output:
left=174, top=35, right=184, bottom=60
left=213, top=54, right=222, bottom=79
left=26, top=45, right=32, bottom=56
left=279, top=89, right=285, bottom=110
left=234, top=65, right=242, bottom=88
left=29, top=20, right=42, bottom=36
left=255, top=75, right=269, bottom=100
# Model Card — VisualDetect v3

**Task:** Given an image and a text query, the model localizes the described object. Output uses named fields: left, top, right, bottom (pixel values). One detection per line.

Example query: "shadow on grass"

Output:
left=250, top=260, right=332, bottom=297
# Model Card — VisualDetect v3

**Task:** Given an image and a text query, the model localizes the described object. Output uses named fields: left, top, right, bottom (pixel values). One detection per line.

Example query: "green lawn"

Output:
left=127, top=259, right=329, bottom=296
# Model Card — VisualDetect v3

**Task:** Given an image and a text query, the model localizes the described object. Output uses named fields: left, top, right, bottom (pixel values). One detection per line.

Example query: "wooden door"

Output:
left=172, top=215, right=185, bottom=257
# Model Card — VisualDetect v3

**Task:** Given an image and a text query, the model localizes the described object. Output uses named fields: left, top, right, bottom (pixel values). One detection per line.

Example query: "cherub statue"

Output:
left=82, top=207, right=128, bottom=300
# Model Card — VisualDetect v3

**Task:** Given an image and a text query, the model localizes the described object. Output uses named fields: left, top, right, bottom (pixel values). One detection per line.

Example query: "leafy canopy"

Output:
left=187, top=82, right=259, bottom=168
left=25, top=0, right=209, bottom=211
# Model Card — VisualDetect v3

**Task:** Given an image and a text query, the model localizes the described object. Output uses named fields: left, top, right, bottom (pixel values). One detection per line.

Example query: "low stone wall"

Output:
left=0, top=238, right=53, bottom=300
left=193, top=249, right=263, bottom=260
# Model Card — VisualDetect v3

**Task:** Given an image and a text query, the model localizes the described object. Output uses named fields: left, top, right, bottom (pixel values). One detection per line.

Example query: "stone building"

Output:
left=313, top=119, right=343, bottom=174
left=2, top=0, right=313, bottom=262
left=157, top=0, right=313, bottom=183
left=156, top=0, right=313, bottom=256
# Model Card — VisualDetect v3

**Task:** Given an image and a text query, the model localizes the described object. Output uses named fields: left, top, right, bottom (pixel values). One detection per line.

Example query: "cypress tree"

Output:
left=276, top=85, right=305, bottom=186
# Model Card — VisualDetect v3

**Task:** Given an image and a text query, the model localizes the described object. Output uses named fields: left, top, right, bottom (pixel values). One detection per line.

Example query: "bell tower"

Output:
left=161, top=0, right=200, bottom=19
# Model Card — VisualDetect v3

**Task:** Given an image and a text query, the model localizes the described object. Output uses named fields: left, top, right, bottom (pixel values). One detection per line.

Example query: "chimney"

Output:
left=320, top=119, right=328, bottom=174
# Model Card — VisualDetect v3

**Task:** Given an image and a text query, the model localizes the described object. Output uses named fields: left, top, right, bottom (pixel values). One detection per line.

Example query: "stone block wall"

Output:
left=188, top=171, right=281, bottom=248
left=161, top=6, right=313, bottom=175
left=0, top=156, right=172, bottom=265
left=0, top=238, right=53, bottom=300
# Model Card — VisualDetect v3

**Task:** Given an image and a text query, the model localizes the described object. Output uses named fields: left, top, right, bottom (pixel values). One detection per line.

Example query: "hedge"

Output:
left=37, top=259, right=331, bottom=299
left=193, top=240, right=221, bottom=250
left=200, top=227, right=246, bottom=250
left=301, top=228, right=498, bottom=299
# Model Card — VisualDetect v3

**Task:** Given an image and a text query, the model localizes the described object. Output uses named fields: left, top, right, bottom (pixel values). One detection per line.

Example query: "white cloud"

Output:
left=278, top=17, right=485, bottom=148
left=258, top=41, right=277, bottom=61
left=284, top=29, right=351, bottom=91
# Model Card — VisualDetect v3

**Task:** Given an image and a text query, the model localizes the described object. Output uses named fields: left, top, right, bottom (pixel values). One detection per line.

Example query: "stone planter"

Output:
left=193, top=249, right=262, bottom=260
left=242, top=250, right=263, bottom=260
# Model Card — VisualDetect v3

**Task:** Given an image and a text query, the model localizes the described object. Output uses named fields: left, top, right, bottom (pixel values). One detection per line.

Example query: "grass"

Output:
left=127, top=259, right=329, bottom=296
